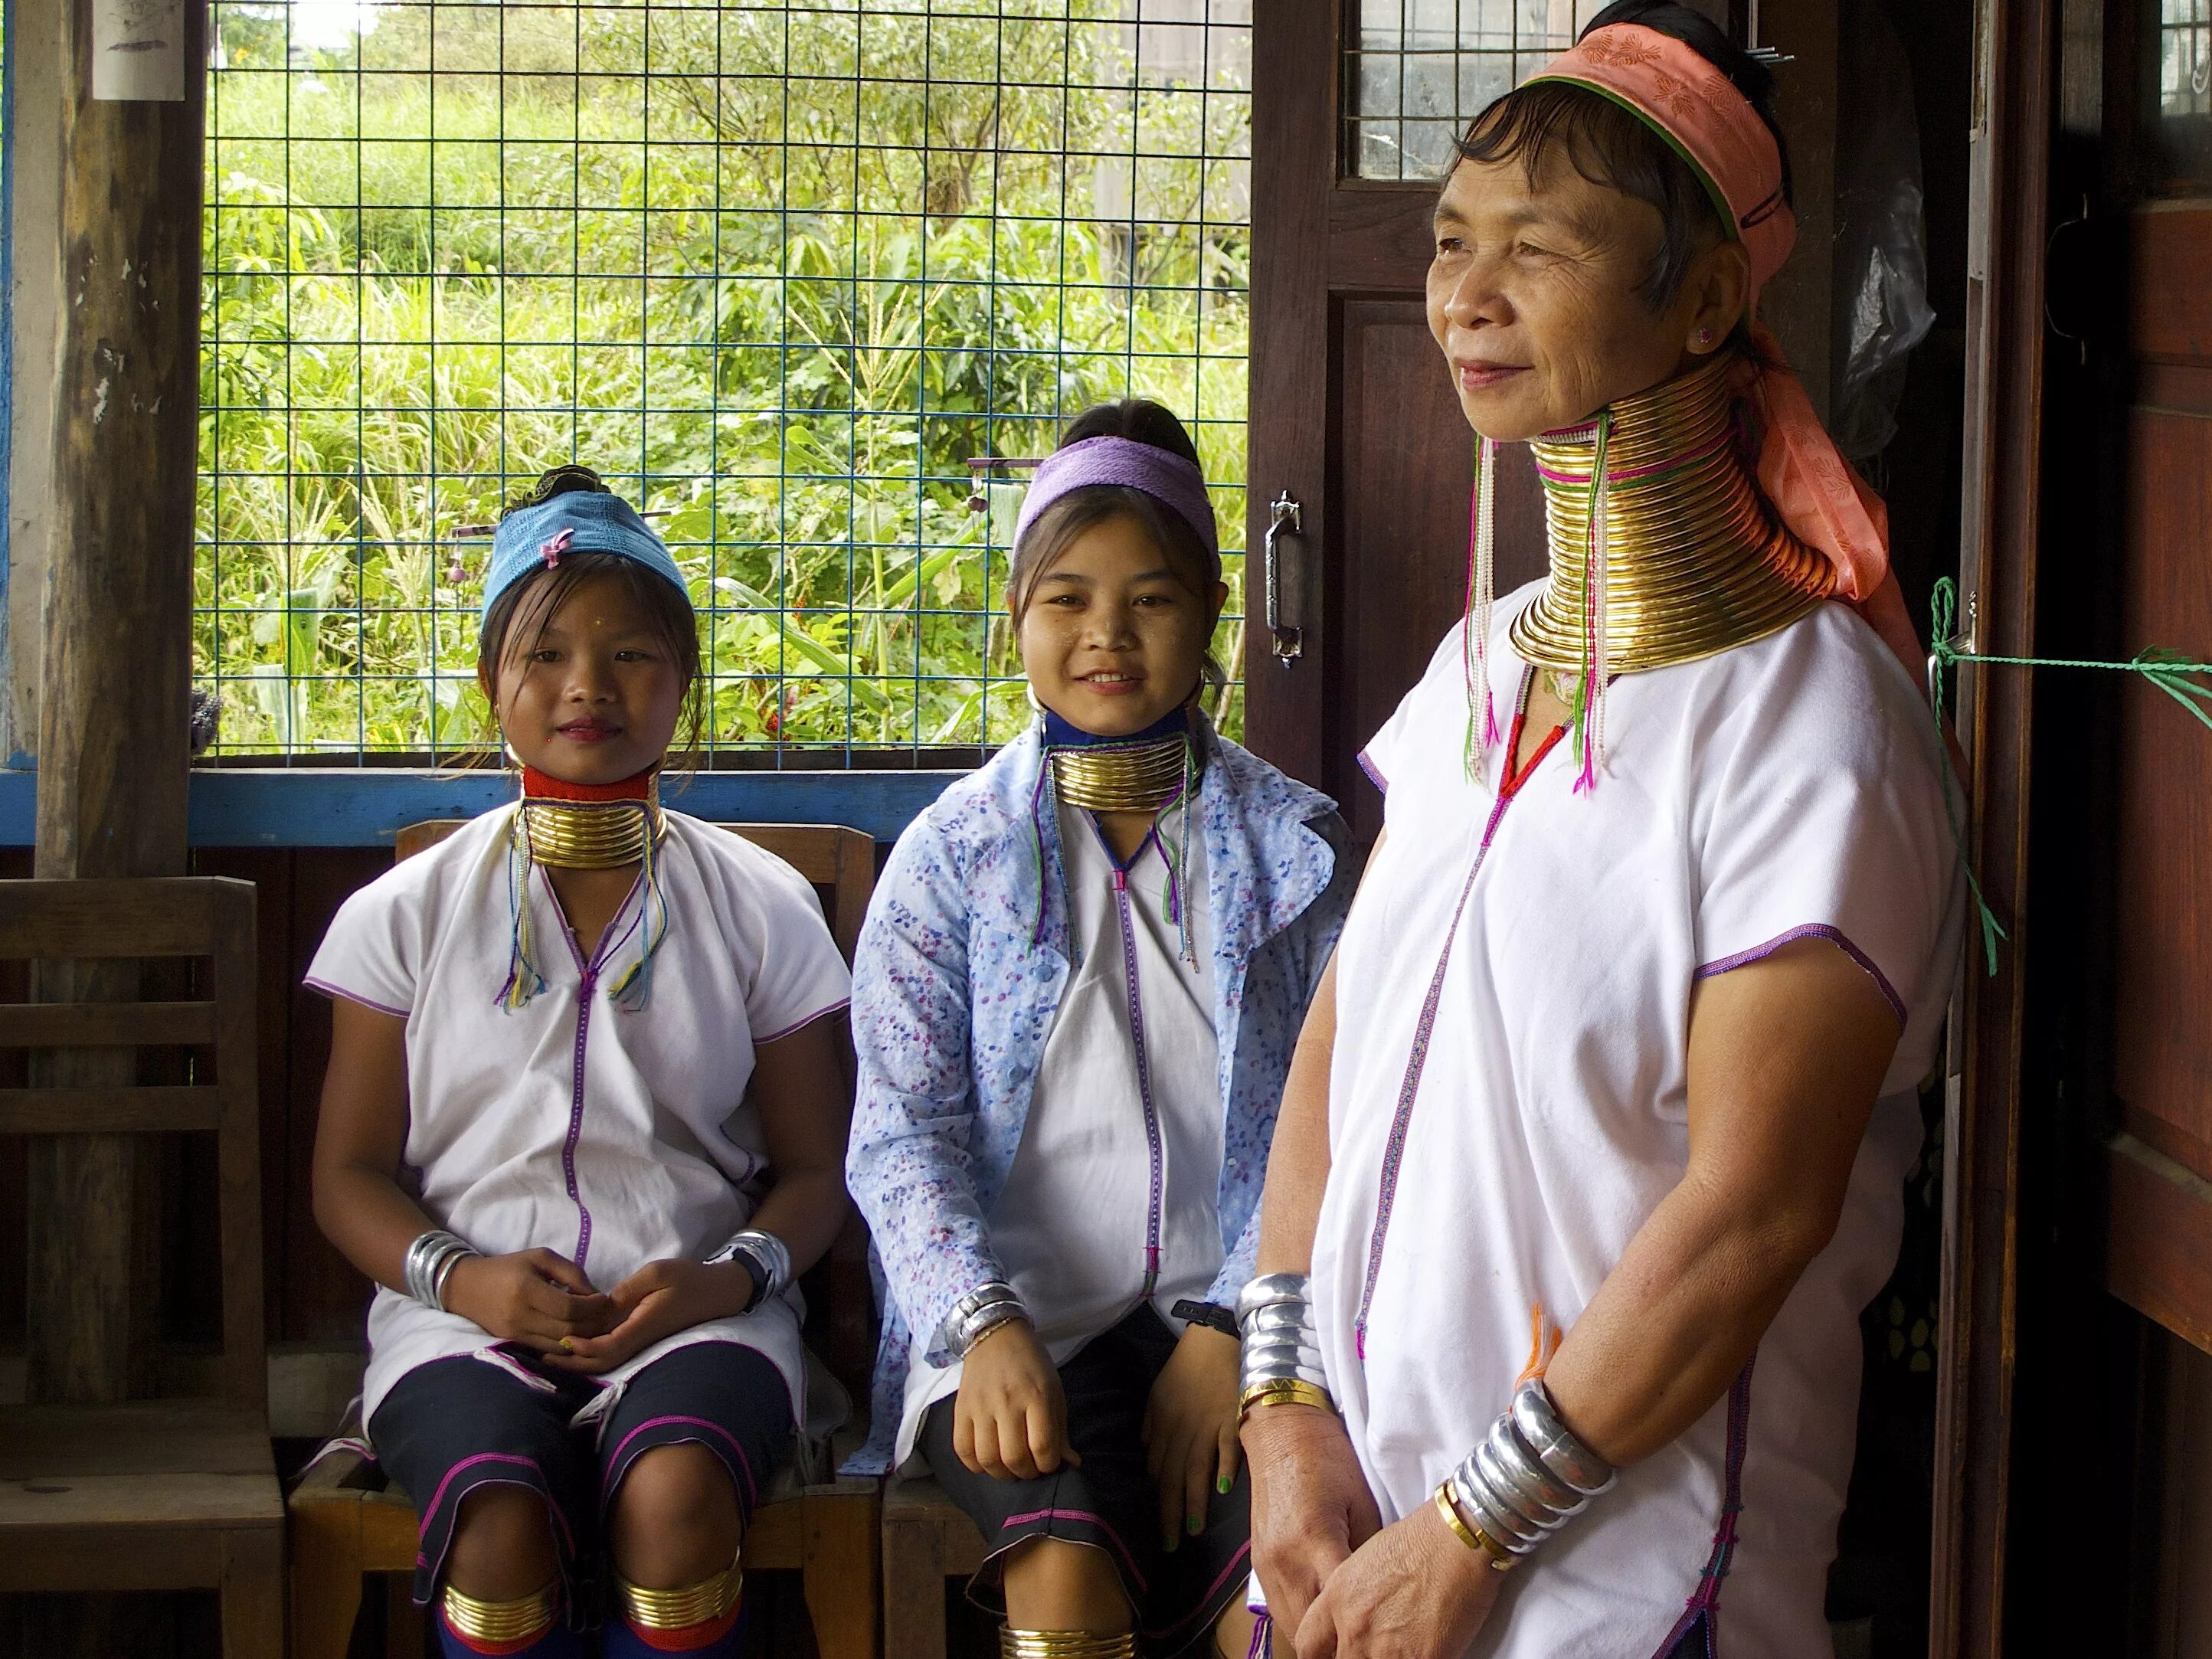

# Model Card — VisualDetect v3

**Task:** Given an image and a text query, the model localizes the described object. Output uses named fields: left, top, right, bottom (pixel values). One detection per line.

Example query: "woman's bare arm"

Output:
left=741, top=1010, right=856, bottom=1279
left=1254, top=827, right=1379, bottom=1277
left=310, top=996, right=441, bottom=1293
left=1541, top=935, right=1903, bottom=1464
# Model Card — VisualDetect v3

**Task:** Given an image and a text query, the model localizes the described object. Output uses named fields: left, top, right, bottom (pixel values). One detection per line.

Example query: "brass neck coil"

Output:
left=519, top=796, right=664, bottom=869
left=1048, top=734, right=1193, bottom=816
left=1509, top=354, right=1834, bottom=676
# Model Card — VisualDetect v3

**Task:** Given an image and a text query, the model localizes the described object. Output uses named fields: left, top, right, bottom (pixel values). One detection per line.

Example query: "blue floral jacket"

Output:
left=843, top=723, right=1353, bottom=1472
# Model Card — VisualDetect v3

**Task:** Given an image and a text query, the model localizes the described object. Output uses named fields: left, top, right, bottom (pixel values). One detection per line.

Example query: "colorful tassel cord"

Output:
left=1928, top=576, right=2212, bottom=977
left=1462, top=434, right=1501, bottom=781
left=497, top=800, right=670, bottom=1013
left=499, top=811, right=549, bottom=1011
left=1575, top=408, right=1613, bottom=793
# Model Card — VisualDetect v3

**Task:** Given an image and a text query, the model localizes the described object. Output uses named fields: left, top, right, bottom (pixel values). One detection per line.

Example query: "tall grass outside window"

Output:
left=199, top=0, right=1252, bottom=761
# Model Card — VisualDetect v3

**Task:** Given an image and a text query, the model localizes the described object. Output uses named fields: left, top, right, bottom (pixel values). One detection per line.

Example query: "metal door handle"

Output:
left=1264, top=491, right=1304, bottom=665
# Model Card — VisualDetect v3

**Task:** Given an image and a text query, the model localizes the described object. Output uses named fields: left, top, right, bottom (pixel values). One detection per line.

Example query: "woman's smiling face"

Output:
left=1426, top=146, right=1747, bottom=442
left=483, top=568, right=688, bottom=784
left=1015, top=509, right=1225, bottom=738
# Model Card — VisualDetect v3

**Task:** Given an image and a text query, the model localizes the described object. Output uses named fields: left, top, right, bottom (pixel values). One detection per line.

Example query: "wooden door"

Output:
left=1935, top=0, right=2212, bottom=1651
left=1242, top=0, right=1550, bottom=833
left=2091, top=0, right=2212, bottom=1364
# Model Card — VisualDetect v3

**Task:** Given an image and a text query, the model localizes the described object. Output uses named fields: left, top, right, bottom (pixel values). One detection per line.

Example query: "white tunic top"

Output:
left=1312, top=591, right=1963, bottom=1659
left=896, top=801, right=1223, bottom=1468
left=306, top=807, right=852, bottom=1426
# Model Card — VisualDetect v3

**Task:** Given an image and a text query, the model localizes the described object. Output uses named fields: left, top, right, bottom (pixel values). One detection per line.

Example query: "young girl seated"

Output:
left=846, top=401, right=1356, bottom=1658
left=309, top=466, right=854, bottom=1659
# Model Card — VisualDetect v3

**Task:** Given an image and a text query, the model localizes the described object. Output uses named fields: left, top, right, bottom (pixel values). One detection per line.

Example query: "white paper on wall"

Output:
left=93, top=0, right=185, bottom=102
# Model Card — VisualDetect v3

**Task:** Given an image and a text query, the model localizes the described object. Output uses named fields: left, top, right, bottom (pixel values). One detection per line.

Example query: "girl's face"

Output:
left=1425, top=149, right=1745, bottom=442
left=1016, top=511, right=1225, bottom=738
left=483, top=569, right=687, bottom=784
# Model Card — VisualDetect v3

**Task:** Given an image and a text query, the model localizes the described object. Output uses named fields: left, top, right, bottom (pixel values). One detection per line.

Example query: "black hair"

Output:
left=1454, top=0, right=1792, bottom=328
left=1007, top=399, right=1226, bottom=686
left=476, top=466, right=706, bottom=760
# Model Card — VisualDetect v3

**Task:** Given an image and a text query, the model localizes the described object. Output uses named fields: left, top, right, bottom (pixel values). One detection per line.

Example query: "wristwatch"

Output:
left=1170, top=1298, right=1239, bottom=1339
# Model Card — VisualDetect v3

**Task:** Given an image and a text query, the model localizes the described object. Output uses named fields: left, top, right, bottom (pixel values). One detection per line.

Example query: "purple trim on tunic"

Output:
left=1695, top=922, right=1905, bottom=1024
left=1648, top=1359, right=1756, bottom=1657
left=1110, top=865, right=1168, bottom=1297
left=600, top=1412, right=760, bottom=1517
left=539, top=863, right=652, bottom=1276
left=995, top=1506, right=1150, bottom=1593
left=303, top=976, right=411, bottom=1019
left=1142, top=1540, right=1254, bottom=1641
left=758, top=998, right=852, bottom=1044
left=1356, top=678, right=1559, bottom=1359
left=1356, top=750, right=1388, bottom=795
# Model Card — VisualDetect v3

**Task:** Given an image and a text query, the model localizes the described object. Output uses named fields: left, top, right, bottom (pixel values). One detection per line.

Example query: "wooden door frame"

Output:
left=1245, top=0, right=1442, bottom=791
left=1930, top=0, right=2057, bottom=1652
left=1245, top=0, right=1337, bottom=785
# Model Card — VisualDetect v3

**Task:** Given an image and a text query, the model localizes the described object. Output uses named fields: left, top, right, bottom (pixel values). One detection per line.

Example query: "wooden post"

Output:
left=25, top=0, right=205, bottom=1405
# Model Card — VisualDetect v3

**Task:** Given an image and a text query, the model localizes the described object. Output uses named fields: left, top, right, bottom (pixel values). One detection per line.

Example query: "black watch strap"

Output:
left=1170, top=1298, right=1239, bottom=1339
left=731, top=1250, right=769, bottom=1314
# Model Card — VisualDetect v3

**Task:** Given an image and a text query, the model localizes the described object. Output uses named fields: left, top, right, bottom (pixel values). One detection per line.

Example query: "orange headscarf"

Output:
left=1529, top=22, right=1924, bottom=676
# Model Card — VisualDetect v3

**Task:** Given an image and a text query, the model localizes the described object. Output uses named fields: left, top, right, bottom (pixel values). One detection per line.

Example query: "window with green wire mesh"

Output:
left=198, top=0, right=1252, bottom=761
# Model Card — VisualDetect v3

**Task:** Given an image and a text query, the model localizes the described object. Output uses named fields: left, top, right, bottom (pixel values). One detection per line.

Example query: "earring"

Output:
left=1696, top=327, right=1715, bottom=347
left=1025, top=682, right=1046, bottom=724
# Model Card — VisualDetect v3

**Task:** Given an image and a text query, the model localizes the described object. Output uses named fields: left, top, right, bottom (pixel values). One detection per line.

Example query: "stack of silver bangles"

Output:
left=1443, top=1378, right=1617, bottom=1565
left=705, top=1227, right=794, bottom=1307
left=1236, top=1272, right=1331, bottom=1405
left=939, top=1280, right=1029, bottom=1359
left=404, top=1229, right=480, bottom=1312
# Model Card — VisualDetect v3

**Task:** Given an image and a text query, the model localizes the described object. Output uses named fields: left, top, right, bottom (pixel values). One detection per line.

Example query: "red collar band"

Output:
left=519, top=764, right=659, bottom=803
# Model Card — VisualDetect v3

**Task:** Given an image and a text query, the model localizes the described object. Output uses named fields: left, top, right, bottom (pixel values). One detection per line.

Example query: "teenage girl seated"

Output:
left=309, top=466, right=854, bottom=1659
left=846, top=401, right=1356, bottom=1659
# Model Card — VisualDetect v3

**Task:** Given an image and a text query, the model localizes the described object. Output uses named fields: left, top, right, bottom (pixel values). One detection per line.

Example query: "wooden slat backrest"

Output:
left=390, top=818, right=880, bottom=1400
left=0, top=877, right=265, bottom=1411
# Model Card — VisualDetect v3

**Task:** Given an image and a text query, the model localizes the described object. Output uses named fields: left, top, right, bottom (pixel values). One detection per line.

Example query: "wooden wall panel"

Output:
left=2113, top=406, right=2212, bottom=1183
left=1334, top=299, right=1544, bottom=843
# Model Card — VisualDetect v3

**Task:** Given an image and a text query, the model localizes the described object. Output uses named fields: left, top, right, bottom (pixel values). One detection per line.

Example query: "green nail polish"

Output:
left=1187, top=1513, right=1203, bottom=1535
left=1216, top=1475, right=1232, bottom=1494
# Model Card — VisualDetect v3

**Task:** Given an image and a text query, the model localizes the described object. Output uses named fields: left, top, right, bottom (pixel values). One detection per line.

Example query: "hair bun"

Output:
left=1057, top=398, right=1201, bottom=470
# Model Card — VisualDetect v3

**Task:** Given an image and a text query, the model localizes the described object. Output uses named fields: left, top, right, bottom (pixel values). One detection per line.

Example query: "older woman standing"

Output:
left=1240, top=5, right=1963, bottom=1658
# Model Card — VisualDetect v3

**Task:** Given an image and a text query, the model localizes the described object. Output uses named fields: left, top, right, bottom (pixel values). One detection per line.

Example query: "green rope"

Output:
left=1926, top=575, right=2212, bottom=976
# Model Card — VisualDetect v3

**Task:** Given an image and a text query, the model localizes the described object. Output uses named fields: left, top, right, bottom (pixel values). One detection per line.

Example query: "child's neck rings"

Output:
left=519, top=766, right=663, bottom=869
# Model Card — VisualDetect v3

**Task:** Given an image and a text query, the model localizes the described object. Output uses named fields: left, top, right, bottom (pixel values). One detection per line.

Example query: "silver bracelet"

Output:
left=1236, top=1272, right=1333, bottom=1401
left=938, top=1280, right=1029, bottom=1359
left=1444, top=1379, right=1615, bottom=1562
left=403, top=1229, right=480, bottom=1313
left=705, top=1228, right=793, bottom=1308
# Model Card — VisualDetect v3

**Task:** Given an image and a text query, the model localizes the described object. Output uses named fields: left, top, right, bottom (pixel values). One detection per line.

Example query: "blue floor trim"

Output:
left=0, top=767, right=961, bottom=847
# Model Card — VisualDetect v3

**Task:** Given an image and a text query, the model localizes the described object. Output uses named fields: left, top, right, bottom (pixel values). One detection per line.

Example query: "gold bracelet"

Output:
left=441, top=1580, right=559, bottom=1644
left=1432, top=1482, right=1517, bottom=1573
left=1237, top=1377, right=1336, bottom=1424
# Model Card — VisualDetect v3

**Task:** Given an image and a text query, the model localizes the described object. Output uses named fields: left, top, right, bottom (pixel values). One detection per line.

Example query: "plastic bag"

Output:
left=1829, top=3, right=1936, bottom=461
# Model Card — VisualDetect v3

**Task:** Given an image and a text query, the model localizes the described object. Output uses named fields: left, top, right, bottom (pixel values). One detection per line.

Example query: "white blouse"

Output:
left=1311, top=590, right=1963, bottom=1658
left=896, top=800, right=1223, bottom=1468
left=307, top=807, right=852, bottom=1427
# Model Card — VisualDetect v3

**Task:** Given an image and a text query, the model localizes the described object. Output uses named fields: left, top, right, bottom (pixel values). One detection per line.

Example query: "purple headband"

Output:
left=1010, top=436, right=1220, bottom=575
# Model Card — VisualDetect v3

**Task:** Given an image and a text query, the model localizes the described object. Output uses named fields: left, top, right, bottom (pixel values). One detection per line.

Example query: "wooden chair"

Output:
left=882, top=1478, right=991, bottom=1659
left=286, top=820, right=882, bottom=1659
left=0, top=877, right=282, bottom=1659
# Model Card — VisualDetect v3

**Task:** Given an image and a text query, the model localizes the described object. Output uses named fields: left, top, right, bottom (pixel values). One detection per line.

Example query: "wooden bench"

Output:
left=0, top=877, right=283, bottom=1659
left=882, top=1477, right=992, bottom=1659
left=285, top=820, right=882, bottom=1659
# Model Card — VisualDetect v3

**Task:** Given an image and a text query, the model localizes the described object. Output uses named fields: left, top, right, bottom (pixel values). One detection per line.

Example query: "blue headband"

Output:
left=481, top=492, right=690, bottom=628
